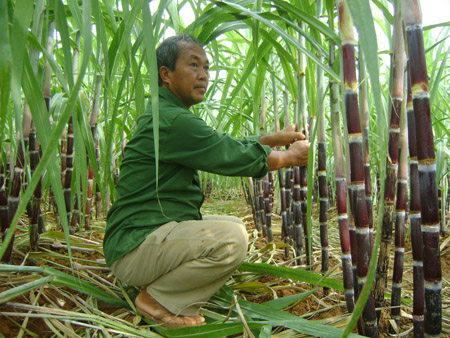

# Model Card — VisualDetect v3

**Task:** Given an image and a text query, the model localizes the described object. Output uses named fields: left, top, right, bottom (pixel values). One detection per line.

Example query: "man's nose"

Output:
left=198, top=67, right=208, bottom=80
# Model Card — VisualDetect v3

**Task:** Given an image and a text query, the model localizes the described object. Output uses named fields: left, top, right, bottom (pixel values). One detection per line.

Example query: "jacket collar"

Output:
left=158, top=86, right=186, bottom=109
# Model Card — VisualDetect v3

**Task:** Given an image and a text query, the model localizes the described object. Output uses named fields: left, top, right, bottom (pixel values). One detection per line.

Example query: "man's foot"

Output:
left=135, top=290, right=205, bottom=328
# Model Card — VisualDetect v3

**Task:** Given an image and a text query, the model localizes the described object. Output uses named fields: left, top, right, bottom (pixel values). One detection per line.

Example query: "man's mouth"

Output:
left=196, top=86, right=207, bottom=93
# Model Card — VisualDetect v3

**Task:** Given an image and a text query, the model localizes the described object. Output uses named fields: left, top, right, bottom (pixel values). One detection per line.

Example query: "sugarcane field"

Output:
left=1, top=0, right=450, bottom=337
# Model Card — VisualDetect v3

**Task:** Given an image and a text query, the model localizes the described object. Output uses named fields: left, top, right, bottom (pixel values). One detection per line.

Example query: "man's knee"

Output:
left=223, top=221, right=248, bottom=262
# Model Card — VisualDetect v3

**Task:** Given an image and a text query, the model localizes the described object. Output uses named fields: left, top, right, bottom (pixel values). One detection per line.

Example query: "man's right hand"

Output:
left=266, top=140, right=310, bottom=171
left=286, top=140, right=310, bottom=167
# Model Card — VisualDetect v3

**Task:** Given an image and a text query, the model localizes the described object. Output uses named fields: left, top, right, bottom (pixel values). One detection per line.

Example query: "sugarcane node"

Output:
left=419, top=158, right=435, bottom=166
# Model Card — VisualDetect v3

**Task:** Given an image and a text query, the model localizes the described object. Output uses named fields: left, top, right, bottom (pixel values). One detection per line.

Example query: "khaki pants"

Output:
left=111, top=215, right=248, bottom=316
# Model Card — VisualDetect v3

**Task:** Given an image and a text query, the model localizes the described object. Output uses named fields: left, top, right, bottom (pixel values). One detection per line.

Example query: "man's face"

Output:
left=161, top=42, right=209, bottom=108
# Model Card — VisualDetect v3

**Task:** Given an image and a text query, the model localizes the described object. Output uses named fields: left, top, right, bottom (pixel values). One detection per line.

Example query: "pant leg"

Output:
left=202, top=214, right=244, bottom=225
left=111, top=217, right=248, bottom=316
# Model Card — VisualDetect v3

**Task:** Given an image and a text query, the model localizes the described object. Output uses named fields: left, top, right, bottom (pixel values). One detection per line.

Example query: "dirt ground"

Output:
left=1, top=197, right=450, bottom=337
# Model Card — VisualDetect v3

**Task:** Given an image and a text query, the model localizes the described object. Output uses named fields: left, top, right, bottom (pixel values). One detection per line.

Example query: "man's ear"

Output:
left=159, top=66, right=171, bottom=86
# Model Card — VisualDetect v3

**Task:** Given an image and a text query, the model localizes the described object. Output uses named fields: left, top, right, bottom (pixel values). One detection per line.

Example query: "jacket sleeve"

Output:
left=161, top=110, right=271, bottom=178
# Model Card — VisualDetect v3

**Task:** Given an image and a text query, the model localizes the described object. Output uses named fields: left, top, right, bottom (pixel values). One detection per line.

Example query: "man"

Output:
left=103, top=34, right=310, bottom=328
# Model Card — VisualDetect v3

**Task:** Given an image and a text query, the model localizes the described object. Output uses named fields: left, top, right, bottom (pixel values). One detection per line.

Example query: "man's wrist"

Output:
left=267, top=150, right=291, bottom=171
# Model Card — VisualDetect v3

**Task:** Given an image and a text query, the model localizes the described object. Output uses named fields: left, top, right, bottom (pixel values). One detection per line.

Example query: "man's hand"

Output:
left=267, top=140, right=310, bottom=171
left=286, top=140, right=310, bottom=167
left=260, top=124, right=306, bottom=148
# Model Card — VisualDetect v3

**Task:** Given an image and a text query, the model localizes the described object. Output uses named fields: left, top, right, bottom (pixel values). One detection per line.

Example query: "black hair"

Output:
left=156, top=34, right=203, bottom=86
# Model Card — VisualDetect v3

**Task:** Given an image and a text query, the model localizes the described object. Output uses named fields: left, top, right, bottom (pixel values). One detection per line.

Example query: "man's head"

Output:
left=157, top=34, right=209, bottom=108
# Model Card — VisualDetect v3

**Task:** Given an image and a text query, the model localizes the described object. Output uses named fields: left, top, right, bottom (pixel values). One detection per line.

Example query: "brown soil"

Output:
left=1, top=198, right=450, bottom=337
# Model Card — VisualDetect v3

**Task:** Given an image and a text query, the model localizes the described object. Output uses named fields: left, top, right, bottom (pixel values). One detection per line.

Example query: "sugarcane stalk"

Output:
left=272, top=70, right=290, bottom=258
left=22, top=108, right=32, bottom=220
left=285, top=161, right=293, bottom=242
left=28, top=127, right=40, bottom=251
left=404, top=1, right=442, bottom=334
left=263, top=175, right=273, bottom=242
left=299, top=166, right=309, bottom=265
left=53, top=127, right=66, bottom=226
left=447, top=174, right=450, bottom=227
left=375, top=0, right=405, bottom=314
left=337, top=1, right=377, bottom=335
left=0, top=164, right=9, bottom=259
left=278, top=167, right=290, bottom=259
left=30, top=20, right=55, bottom=239
left=283, top=91, right=294, bottom=247
left=257, top=179, right=267, bottom=237
left=390, top=81, right=408, bottom=333
left=406, top=67, right=425, bottom=337
left=269, top=171, right=274, bottom=205
left=85, top=66, right=102, bottom=230
left=253, top=180, right=262, bottom=232
left=316, top=0, right=329, bottom=294
left=63, top=116, right=74, bottom=230
left=94, top=149, right=101, bottom=218
left=329, top=30, right=354, bottom=313
left=62, top=31, right=81, bottom=232
left=295, top=28, right=310, bottom=266
left=272, top=62, right=280, bottom=135
left=257, top=82, right=271, bottom=241
left=357, top=46, right=373, bottom=249
left=437, top=188, right=442, bottom=234
left=293, top=166, right=304, bottom=264
left=71, top=197, right=80, bottom=230
left=85, top=156, right=94, bottom=230
left=3, top=142, right=25, bottom=263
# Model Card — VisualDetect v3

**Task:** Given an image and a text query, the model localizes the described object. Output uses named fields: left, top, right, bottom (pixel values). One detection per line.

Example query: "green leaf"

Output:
left=44, top=266, right=127, bottom=307
left=239, top=262, right=344, bottom=291
left=263, top=288, right=317, bottom=310
left=212, top=286, right=364, bottom=337
left=154, top=322, right=264, bottom=337
left=0, top=275, right=54, bottom=304
left=0, top=0, right=11, bottom=139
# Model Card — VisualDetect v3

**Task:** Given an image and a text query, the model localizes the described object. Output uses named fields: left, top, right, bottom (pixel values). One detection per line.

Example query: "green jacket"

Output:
left=103, top=87, right=272, bottom=265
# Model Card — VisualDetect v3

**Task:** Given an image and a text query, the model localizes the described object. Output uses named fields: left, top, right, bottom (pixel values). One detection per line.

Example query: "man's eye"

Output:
left=191, top=63, right=198, bottom=67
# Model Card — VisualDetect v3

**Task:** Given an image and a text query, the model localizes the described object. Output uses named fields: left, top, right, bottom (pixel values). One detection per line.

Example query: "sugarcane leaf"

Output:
left=231, top=281, right=274, bottom=293
left=430, top=45, right=450, bottom=106
left=228, top=40, right=272, bottom=104
left=54, top=0, right=74, bottom=89
left=371, top=0, right=394, bottom=24
left=0, top=0, right=11, bottom=140
left=0, top=275, right=54, bottom=304
left=203, top=21, right=249, bottom=42
left=213, top=0, right=340, bottom=81
left=262, top=288, right=318, bottom=310
left=153, top=322, right=264, bottom=337
left=107, top=0, right=143, bottom=78
left=424, top=21, right=450, bottom=31
left=239, top=262, right=344, bottom=291
left=0, top=54, right=69, bottom=262
left=141, top=0, right=163, bottom=215
left=211, top=287, right=363, bottom=337
left=258, top=324, right=272, bottom=338
left=9, top=0, right=32, bottom=103
left=166, top=0, right=180, bottom=32
left=0, top=264, right=45, bottom=273
left=43, top=266, right=127, bottom=307
left=256, top=242, right=290, bottom=254
left=26, top=32, right=69, bottom=95
left=91, top=0, right=109, bottom=67
left=66, top=0, right=83, bottom=30
left=1, top=0, right=94, bottom=263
